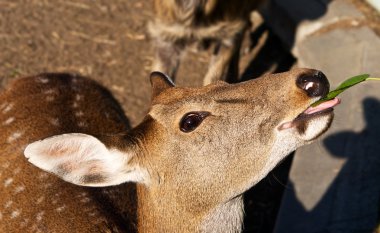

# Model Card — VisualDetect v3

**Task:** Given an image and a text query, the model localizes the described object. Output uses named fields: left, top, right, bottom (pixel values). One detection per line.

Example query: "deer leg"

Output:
left=152, top=40, right=184, bottom=82
left=203, top=31, right=244, bottom=85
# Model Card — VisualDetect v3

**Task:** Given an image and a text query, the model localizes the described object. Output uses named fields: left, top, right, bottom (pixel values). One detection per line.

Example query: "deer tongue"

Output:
left=304, top=98, right=341, bottom=115
left=278, top=98, right=340, bottom=131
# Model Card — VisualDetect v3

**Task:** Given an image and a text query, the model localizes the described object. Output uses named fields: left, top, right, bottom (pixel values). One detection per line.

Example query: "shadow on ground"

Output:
left=273, top=98, right=380, bottom=233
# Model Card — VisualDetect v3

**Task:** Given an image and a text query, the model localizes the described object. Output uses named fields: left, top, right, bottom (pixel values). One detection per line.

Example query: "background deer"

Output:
left=0, top=73, right=136, bottom=232
left=149, top=0, right=266, bottom=85
left=5, top=69, right=339, bottom=232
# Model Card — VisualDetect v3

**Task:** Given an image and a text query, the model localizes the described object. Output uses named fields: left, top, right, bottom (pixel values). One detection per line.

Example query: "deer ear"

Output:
left=150, top=71, right=175, bottom=98
left=24, top=133, right=148, bottom=187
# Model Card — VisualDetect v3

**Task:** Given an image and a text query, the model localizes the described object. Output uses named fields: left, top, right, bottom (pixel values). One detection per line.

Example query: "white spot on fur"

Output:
left=48, top=118, right=60, bottom=126
left=13, top=167, right=21, bottom=175
left=31, top=224, right=38, bottom=231
left=3, top=117, right=15, bottom=125
left=44, top=89, right=56, bottom=95
left=14, top=185, right=25, bottom=194
left=36, top=211, right=44, bottom=222
left=51, top=199, right=58, bottom=204
left=77, top=121, right=87, bottom=127
left=76, top=192, right=88, bottom=198
left=75, top=94, right=83, bottom=101
left=2, top=162, right=10, bottom=169
left=75, top=111, right=84, bottom=117
left=88, top=212, right=97, bottom=217
left=4, top=178, right=13, bottom=187
left=80, top=197, right=90, bottom=203
left=38, top=173, right=49, bottom=179
left=43, top=183, right=53, bottom=188
left=72, top=102, right=79, bottom=108
left=46, top=96, right=55, bottom=102
left=11, top=209, right=21, bottom=219
left=20, top=218, right=29, bottom=227
left=56, top=205, right=66, bottom=212
left=5, top=200, right=13, bottom=208
left=7, top=131, right=24, bottom=143
left=2, top=103, right=14, bottom=113
left=36, top=196, right=45, bottom=204
left=0, top=211, right=2, bottom=220
left=36, top=77, right=49, bottom=83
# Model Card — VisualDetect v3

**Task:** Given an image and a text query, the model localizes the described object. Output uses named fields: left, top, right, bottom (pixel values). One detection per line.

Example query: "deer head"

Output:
left=24, top=69, right=339, bottom=232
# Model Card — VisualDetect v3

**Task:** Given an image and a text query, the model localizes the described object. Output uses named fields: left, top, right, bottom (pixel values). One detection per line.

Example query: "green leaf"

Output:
left=311, top=74, right=374, bottom=107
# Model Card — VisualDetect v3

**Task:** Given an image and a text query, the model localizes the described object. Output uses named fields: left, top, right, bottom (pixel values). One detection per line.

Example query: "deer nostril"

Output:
left=296, top=71, right=330, bottom=97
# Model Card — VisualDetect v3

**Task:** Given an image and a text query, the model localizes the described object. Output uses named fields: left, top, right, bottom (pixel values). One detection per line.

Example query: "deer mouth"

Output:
left=278, top=98, right=340, bottom=131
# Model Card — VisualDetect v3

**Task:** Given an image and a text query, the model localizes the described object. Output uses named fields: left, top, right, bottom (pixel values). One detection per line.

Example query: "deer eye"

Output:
left=180, top=112, right=210, bottom=133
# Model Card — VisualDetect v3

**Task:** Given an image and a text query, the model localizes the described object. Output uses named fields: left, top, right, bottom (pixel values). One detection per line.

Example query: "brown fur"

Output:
left=149, top=0, right=266, bottom=85
left=0, top=73, right=136, bottom=232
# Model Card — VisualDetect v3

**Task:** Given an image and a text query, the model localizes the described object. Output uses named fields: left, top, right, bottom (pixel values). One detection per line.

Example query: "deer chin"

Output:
left=278, top=98, right=340, bottom=141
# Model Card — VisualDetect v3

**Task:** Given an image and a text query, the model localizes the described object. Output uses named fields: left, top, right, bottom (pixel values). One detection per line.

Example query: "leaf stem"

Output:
left=366, top=78, right=380, bottom=81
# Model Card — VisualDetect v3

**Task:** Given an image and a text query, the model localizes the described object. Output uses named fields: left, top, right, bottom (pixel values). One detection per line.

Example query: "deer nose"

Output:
left=296, top=71, right=330, bottom=97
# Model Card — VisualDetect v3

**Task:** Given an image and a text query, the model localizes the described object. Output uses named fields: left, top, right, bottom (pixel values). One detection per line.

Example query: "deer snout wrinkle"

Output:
left=296, top=70, right=330, bottom=97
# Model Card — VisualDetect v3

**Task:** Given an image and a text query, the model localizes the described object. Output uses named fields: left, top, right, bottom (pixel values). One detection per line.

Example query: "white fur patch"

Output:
left=3, top=117, right=15, bottom=125
left=4, top=200, right=13, bottom=208
left=56, top=205, right=66, bottom=212
left=77, top=121, right=87, bottom=127
left=72, top=102, right=79, bottom=108
left=2, top=103, right=14, bottom=113
left=11, top=209, right=21, bottom=219
left=300, top=115, right=331, bottom=141
left=13, top=167, right=21, bottom=175
left=7, top=131, right=24, bottom=143
left=44, top=89, right=56, bottom=95
left=14, top=185, right=25, bottom=194
left=75, top=111, right=84, bottom=117
left=48, top=118, right=60, bottom=126
left=4, top=178, right=13, bottom=187
left=36, top=196, right=45, bottom=204
left=1, top=162, right=10, bottom=169
left=45, top=96, right=55, bottom=102
left=75, top=94, right=83, bottom=101
left=36, top=211, right=44, bottom=221
left=38, top=173, right=48, bottom=180
left=20, top=218, right=29, bottom=227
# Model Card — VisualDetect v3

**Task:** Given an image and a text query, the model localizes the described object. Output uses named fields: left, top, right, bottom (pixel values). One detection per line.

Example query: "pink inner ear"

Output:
left=44, top=143, right=80, bottom=158
left=278, top=122, right=294, bottom=130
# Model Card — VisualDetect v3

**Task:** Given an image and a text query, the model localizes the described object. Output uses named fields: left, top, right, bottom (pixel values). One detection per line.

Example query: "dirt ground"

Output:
left=0, top=0, right=378, bottom=232
left=0, top=0, right=295, bottom=126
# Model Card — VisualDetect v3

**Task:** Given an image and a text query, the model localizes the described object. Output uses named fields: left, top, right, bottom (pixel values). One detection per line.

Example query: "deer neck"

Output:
left=136, top=184, right=244, bottom=233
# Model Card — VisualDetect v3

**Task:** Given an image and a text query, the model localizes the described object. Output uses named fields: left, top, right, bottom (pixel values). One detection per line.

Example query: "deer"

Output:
left=0, top=73, right=136, bottom=232
left=1, top=68, right=340, bottom=232
left=148, top=0, right=266, bottom=85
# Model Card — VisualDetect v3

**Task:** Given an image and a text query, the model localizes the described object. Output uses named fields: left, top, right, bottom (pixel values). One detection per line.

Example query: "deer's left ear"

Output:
left=24, top=133, right=148, bottom=187
left=150, top=71, right=175, bottom=99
